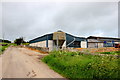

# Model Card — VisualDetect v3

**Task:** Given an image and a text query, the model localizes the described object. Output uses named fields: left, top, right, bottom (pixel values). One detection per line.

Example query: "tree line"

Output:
left=0, top=39, right=11, bottom=43
left=0, top=37, right=28, bottom=45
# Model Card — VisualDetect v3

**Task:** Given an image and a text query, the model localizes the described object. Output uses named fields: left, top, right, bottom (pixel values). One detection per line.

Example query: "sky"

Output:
left=1, top=1, right=119, bottom=41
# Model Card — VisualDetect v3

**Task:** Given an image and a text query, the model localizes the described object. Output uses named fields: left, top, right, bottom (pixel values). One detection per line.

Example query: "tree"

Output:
left=14, top=37, right=25, bottom=45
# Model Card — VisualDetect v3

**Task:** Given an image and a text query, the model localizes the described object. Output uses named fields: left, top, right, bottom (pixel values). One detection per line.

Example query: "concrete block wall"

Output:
left=26, top=45, right=49, bottom=53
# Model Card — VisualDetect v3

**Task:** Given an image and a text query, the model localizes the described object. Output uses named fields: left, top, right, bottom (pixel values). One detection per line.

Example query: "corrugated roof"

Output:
left=87, top=36, right=120, bottom=40
left=29, top=31, right=86, bottom=43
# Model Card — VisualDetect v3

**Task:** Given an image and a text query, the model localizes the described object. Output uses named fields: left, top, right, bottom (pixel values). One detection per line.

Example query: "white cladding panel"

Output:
left=29, top=41, right=46, bottom=47
left=62, top=41, right=66, bottom=48
left=81, top=41, right=87, bottom=48
left=48, top=40, right=53, bottom=51
left=29, top=40, right=54, bottom=51
left=37, top=41, right=46, bottom=47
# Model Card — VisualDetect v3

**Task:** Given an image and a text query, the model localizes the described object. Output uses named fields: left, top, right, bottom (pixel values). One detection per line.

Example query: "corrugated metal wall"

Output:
left=66, top=33, right=86, bottom=48
left=29, top=34, right=53, bottom=43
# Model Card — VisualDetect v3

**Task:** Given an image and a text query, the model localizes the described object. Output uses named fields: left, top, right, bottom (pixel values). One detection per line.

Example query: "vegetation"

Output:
left=98, top=51, right=120, bottom=55
left=21, top=42, right=29, bottom=45
left=0, top=37, right=28, bottom=55
left=42, top=51, right=120, bottom=79
left=14, top=37, right=26, bottom=45
left=0, top=39, right=11, bottom=43
left=0, top=43, right=17, bottom=55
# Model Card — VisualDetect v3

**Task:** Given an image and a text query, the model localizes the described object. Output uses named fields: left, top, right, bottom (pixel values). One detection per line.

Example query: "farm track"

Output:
left=0, top=46, right=66, bottom=79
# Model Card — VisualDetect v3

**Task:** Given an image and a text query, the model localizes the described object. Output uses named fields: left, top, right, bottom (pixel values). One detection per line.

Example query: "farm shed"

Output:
left=87, top=36, right=120, bottom=48
left=29, top=30, right=86, bottom=51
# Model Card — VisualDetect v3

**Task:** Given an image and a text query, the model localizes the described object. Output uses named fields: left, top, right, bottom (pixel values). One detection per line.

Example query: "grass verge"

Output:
left=0, top=43, right=17, bottom=55
left=98, top=51, right=120, bottom=55
left=42, top=51, right=120, bottom=79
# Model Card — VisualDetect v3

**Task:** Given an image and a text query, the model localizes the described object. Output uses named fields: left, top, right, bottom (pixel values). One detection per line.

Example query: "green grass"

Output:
left=98, top=51, right=120, bottom=55
left=21, top=43, right=29, bottom=45
left=42, top=51, right=120, bottom=79
left=0, top=45, right=8, bottom=55
left=0, top=42, right=17, bottom=55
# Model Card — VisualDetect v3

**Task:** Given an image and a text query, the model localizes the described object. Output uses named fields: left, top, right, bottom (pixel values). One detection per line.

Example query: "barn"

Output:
left=29, top=30, right=86, bottom=51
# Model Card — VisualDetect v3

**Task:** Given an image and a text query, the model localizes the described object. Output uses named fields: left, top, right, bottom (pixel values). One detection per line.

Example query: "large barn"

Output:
left=29, top=30, right=87, bottom=51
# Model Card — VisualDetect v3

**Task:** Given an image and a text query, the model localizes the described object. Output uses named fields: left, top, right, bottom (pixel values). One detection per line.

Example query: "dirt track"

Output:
left=0, top=46, right=65, bottom=78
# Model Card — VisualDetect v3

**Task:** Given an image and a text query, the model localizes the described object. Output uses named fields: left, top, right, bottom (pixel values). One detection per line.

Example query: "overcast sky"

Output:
left=1, top=2, right=118, bottom=41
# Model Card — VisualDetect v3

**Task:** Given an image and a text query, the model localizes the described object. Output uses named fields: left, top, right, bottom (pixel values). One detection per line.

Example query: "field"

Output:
left=42, top=51, right=120, bottom=79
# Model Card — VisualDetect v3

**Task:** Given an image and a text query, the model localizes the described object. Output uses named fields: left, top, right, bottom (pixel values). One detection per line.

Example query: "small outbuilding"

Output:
left=87, top=36, right=120, bottom=48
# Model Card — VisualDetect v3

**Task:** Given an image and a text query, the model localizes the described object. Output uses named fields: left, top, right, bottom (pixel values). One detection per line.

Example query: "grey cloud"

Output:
left=2, top=2, right=118, bottom=41
left=54, top=2, right=118, bottom=37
